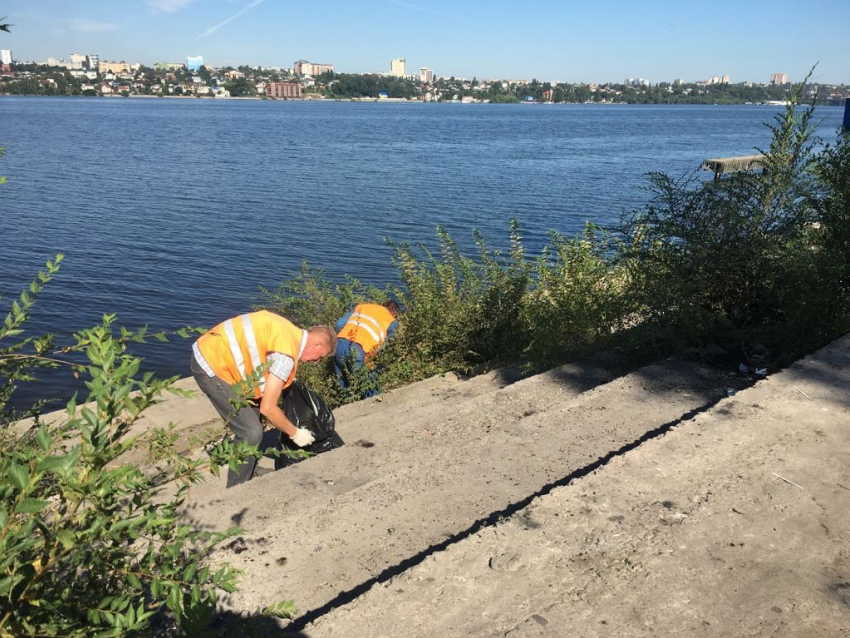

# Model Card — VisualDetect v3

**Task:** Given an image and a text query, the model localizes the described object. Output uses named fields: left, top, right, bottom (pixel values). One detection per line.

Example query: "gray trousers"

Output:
left=191, top=355, right=263, bottom=488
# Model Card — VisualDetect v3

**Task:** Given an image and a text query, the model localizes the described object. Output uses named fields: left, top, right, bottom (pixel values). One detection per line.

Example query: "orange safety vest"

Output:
left=196, top=310, right=303, bottom=398
left=337, top=303, right=395, bottom=355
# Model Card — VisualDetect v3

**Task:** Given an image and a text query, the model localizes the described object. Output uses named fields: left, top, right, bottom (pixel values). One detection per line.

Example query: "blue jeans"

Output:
left=334, top=339, right=378, bottom=398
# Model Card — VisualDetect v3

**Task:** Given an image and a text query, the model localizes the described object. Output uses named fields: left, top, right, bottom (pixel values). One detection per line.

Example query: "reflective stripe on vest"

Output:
left=196, top=311, right=303, bottom=397
left=240, top=313, right=265, bottom=394
left=348, top=312, right=385, bottom=342
left=222, top=318, right=246, bottom=378
left=192, top=341, right=216, bottom=377
left=221, top=315, right=267, bottom=394
left=337, top=304, right=395, bottom=354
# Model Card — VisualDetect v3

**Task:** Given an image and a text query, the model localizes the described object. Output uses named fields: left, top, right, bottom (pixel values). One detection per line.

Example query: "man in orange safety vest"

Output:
left=191, top=310, right=336, bottom=487
left=334, top=300, right=399, bottom=398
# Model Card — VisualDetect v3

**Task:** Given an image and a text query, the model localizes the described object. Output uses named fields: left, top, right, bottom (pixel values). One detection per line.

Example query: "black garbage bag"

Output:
left=275, top=380, right=344, bottom=469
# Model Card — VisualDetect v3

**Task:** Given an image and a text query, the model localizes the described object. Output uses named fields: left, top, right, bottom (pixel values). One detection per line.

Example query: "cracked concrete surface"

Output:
left=304, top=336, right=850, bottom=638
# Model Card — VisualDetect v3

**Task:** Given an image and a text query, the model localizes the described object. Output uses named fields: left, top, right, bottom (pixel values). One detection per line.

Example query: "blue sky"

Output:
left=3, top=0, right=848, bottom=84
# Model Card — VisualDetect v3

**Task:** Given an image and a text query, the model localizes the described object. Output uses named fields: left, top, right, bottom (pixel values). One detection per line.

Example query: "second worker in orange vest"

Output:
left=191, top=311, right=336, bottom=487
left=334, top=301, right=400, bottom=398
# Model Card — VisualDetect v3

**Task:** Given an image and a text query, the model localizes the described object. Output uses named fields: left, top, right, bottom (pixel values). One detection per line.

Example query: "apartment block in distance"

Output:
left=69, top=53, right=88, bottom=68
left=294, top=60, right=333, bottom=75
left=0, top=49, right=11, bottom=65
left=155, top=61, right=185, bottom=71
left=266, top=82, right=302, bottom=99
left=420, top=67, right=435, bottom=83
left=99, top=60, right=133, bottom=74
left=390, top=57, right=406, bottom=77
left=770, top=72, right=788, bottom=85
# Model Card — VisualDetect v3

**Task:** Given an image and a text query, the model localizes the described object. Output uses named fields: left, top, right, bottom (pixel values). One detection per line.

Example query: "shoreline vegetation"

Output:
left=0, top=90, right=845, bottom=107
left=0, top=92, right=835, bottom=106
left=2, top=83, right=849, bottom=635
left=2, top=62, right=848, bottom=105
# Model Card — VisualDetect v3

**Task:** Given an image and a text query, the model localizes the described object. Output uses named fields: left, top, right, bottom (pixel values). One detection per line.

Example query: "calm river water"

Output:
left=0, top=98, right=844, bottom=406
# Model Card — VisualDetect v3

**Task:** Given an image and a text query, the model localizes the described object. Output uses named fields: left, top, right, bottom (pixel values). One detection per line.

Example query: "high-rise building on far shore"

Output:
left=390, top=57, right=406, bottom=77
left=69, top=53, right=87, bottom=69
left=420, top=67, right=434, bottom=83
left=187, top=56, right=204, bottom=72
left=294, top=60, right=334, bottom=75
left=86, top=54, right=99, bottom=70
left=0, top=49, right=11, bottom=65
left=770, top=72, right=788, bottom=85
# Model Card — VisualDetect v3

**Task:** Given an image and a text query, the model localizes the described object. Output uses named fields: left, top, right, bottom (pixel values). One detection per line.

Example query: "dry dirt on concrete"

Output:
left=305, top=337, right=850, bottom=638
left=182, top=358, right=738, bottom=626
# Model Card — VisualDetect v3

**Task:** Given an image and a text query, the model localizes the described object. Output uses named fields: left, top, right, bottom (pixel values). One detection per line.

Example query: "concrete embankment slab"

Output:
left=184, top=358, right=732, bottom=623
left=23, top=366, right=514, bottom=469
left=180, top=360, right=614, bottom=514
left=305, top=336, right=850, bottom=638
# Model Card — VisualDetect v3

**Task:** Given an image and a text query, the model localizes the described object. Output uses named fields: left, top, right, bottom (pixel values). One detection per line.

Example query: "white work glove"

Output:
left=289, top=427, right=315, bottom=448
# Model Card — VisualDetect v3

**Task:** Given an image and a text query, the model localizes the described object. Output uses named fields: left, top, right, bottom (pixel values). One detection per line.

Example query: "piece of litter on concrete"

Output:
left=772, top=472, right=804, bottom=490
left=755, top=368, right=767, bottom=376
left=792, top=385, right=812, bottom=400
left=738, top=363, right=749, bottom=374
left=726, top=388, right=738, bottom=397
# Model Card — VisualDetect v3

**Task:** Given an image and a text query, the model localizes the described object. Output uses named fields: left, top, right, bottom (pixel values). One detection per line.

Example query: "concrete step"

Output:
left=183, top=357, right=735, bottom=624
left=126, top=365, right=519, bottom=471
left=331, top=365, right=523, bottom=429
left=333, top=350, right=625, bottom=430
left=303, top=335, right=850, bottom=638
left=181, top=359, right=616, bottom=520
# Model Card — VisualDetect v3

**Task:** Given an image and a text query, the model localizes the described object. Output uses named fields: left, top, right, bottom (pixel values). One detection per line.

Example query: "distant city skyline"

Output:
left=2, top=0, right=849, bottom=84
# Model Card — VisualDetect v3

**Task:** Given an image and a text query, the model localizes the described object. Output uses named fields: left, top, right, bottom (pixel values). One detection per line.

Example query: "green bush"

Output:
left=812, top=130, right=850, bottom=290
left=0, top=258, right=292, bottom=637
left=260, top=223, right=535, bottom=406
left=262, top=86, right=850, bottom=394
left=387, top=222, right=530, bottom=377
left=522, top=224, right=630, bottom=366
left=615, top=86, right=850, bottom=362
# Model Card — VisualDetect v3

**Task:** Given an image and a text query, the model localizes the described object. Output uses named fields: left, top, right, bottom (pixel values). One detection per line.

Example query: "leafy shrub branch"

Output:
left=0, top=259, right=295, bottom=636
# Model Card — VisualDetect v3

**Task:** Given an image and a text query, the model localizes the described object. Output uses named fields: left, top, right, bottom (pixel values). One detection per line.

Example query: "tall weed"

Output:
left=523, top=224, right=630, bottom=366
left=387, top=222, right=530, bottom=378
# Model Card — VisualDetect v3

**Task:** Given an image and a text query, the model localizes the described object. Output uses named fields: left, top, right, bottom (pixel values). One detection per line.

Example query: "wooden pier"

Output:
left=702, top=154, right=765, bottom=180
